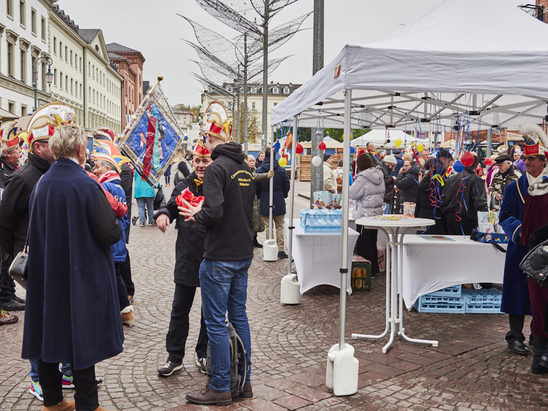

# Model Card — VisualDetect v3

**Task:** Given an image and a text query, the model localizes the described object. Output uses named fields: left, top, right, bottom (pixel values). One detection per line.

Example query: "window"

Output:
left=19, top=0, right=25, bottom=27
left=31, top=55, right=36, bottom=84
left=64, top=46, right=67, bottom=62
left=59, top=41, right=62, bottom=58
left=41, top=61, right=46, bottom=91
left=8, top=43, right=17, bottom=76
left=53, top=68, right=57, bottom=86
left=21, top=105, right=27, bottom=116
left=272, top=86, right=279, bottom=94
left=251, top=102, right=256, bottom=110
left=8, top=101, right=15, bottom=114
left=59, top=71, right=63, bottom=89
left=6, top=0, right=13, bottom=18
left=41, top=16, right=46, bottom=40
left=65, top=75, right=67, bottom=91
left=283, top=86, right=290, bottom=94
left=70, top=50, right=73, bottom=66
left=30, top=8, right=36, bottom=34
left=20, top=49, right=26, bottom=83
left=251, top=87, right=257, bottom=93
left=53, top=37, right=57, bottom=54
left=70, top=78, right=73, bottom=95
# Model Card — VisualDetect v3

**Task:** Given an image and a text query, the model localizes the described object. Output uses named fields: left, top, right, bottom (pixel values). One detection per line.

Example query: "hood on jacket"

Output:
left=356, top=167, right=383, bottom=185
left=211, top=142, right=246, bottom=164
left=257, top=158, right=279, bottom=172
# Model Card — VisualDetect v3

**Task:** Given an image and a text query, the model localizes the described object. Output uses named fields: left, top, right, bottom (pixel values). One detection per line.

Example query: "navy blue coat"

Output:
left=22, top=159, right=124, bottom=370
left=256, top=159, right=290, bottom=217
left=499, top=174, right=531, bottom=315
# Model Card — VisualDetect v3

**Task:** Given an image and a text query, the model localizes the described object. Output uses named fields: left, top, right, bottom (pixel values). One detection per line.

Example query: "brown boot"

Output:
left=41, top=399, right=75, bottom=411
left=121, top=305, right=134, bottom=326
left=93, top=407, right=118, bottom=411
left=186, top=387, right=232, bottom=406
left=231, top=383, right=253, bottom=400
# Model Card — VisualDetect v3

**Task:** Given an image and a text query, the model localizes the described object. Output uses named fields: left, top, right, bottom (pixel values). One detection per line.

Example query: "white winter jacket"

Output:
left=349, top=167, right=385, bottom=219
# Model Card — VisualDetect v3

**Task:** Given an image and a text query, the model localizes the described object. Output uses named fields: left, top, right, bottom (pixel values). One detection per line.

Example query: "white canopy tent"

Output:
left=270, top=0, right=548, bottom=394
left=351, top=129, right=417, bottom=148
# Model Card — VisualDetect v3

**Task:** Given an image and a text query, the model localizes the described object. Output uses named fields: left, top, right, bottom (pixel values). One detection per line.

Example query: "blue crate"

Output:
left=428, top=285, right=462, bottom=298
left=463, top=289, right=502, bottom=314
left=415, top=295, right=465, bottom=314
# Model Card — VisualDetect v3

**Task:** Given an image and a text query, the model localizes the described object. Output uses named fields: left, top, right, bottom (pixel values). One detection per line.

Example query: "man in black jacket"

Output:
left=0, top=129, right=50, bottom=312
left=182, top=102, right=254, bottom=406
left=155, top=142, right=211, bottom=377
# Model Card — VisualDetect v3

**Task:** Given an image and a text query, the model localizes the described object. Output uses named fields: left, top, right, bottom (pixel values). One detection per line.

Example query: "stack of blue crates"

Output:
left=415, top=285, right=502, bottom=314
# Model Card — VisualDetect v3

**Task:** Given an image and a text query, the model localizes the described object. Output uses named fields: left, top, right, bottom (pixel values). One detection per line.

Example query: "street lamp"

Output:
left=33, top=56, right=54, bottom=111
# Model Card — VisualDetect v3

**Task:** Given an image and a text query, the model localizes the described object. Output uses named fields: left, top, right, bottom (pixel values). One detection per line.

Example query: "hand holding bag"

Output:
left=8, top=176, right=42, bottom=289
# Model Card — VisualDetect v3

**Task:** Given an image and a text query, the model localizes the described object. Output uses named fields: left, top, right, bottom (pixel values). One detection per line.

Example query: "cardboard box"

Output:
left=351, top=256, right=371, bottom=291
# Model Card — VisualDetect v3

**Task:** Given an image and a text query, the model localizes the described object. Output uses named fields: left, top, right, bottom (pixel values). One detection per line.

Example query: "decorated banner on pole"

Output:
left=118, top=76, right=183, bottom=187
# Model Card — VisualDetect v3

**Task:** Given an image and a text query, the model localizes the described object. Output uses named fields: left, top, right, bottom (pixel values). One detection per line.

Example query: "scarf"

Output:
left=99, top=170, right=120, bottom=184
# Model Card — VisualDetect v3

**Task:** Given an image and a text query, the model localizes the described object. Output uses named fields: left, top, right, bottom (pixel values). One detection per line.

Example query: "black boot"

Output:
left=253, top=234, right=262, bottom=248
left=531, top=336, right=548, bottom=374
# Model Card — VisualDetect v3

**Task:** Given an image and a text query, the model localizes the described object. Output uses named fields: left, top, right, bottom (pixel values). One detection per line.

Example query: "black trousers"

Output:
left=506, top=313, right=526, bottom=343
left=355, top=225, right=379, bottom=274
left=166, top=284, right=208, bottom=363
left=118, top=252, right=135, bottom=297
left=38, top=360, right=98, bottom=410
left=0, top=254, right=15, bottom=303
left=114, top=262, right=130, bottom=311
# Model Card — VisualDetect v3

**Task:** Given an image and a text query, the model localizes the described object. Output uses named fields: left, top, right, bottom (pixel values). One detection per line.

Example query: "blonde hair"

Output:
left=49, top=124, right=87, bottom=160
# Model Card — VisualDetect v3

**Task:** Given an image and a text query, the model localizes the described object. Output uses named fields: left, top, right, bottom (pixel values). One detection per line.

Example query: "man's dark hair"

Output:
left=323, top=154, right=332, bottom=162
left=356, top=153, right=373, bottom=172
left=437, top=148, right=451, bottom=159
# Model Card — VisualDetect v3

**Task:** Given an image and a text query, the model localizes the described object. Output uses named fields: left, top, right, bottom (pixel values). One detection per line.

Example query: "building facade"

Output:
left=201, top=82, right=301, bottom=143
left=0, top=0, right=54, bottom=117
left=107, top=42, right=144, bottom=131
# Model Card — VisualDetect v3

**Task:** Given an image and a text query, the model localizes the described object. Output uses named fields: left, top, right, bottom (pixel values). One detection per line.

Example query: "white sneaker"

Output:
left=195, top=353, right=207, bottom=374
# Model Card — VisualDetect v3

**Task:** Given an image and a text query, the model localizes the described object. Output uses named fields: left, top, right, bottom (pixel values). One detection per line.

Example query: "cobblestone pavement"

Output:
left=1, top=182, right=548, bottom=410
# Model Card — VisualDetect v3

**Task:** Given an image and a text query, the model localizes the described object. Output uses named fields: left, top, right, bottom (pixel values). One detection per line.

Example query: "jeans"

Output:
left=30, top=360, right=72, bottom=382
left=382, top=202, right=392, bottom=214
left=136, top=197, right=154, bottom=224
left=199, top=258, right=252, bottom=392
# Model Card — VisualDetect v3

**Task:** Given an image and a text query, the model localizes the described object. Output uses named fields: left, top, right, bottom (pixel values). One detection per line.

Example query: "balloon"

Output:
left=417, top=143, right=425, bottom=152
left=358, top=149, right=365, bottom=157
left=484, top=158, right=493, bottom=166
left=311, top=155, right=322, bottom=167
left=395, top=138, right=402, bottom=147
left=278, top=157, right=287, bottom=167
left=453, top=161, right=464, bottom=173
left=285, top=131, right=293, bottom=150
left=461, top=151, right=474, bottom=167
left=318, top=141, right=326, bottom=151
left=350, top=146, right=355, bottom=154
left=295, top=142, right=304, bottom=154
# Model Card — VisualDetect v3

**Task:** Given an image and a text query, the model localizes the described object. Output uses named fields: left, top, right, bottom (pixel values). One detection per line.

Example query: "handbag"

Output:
left=8, top=176, right=42, bottom=289
left=519, top=239, right=548, bottom=283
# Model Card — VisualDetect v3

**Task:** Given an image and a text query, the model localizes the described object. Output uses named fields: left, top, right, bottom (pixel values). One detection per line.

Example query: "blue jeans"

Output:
left=136, top=197, right=154, bottom=224
left=30, top=360, right=72, bottom=382
left=383, top=202, right=392, bottom=214
left=199, top=258, right=252, bottom=392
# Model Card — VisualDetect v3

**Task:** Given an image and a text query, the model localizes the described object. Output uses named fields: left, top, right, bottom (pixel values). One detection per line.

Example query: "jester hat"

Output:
left=202, top=101, right=231, bottom=142
left=26, top=103, right=76, bottom=146
left=194, top=141, right=211, bottom=157
left=0, top=121, right=21, bottom=149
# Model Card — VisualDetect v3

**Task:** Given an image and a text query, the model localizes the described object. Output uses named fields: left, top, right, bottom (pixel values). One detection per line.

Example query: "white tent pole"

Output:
left=339, top=89, right=352, bottom=349
left=287, top=116, right=298, bottom=276
left=269, top=129, right=275, bottom=239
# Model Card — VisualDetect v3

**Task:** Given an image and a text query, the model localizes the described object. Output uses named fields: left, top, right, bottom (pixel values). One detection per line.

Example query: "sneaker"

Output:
left=139, top=223, right=145, bottom=227
left=158, top=360, right=183, bottom=377
left=121, top=305, right=134, bottom=326
left=62, top=375, right=74, bottom=389
left=1, top=298, right=25, bottom=311
left=13, top=295, right=25, bottom=304
left=29, top=380, right=43, bottom=401
left=278, top=251, right=288, bottom=259
left=195, top=353, right=207, bottom=374
left=0, top=310, right=18, bottom=325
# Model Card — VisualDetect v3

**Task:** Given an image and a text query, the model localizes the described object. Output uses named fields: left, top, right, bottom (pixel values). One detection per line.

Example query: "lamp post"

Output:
left=33, top=56, right=54, bottom=111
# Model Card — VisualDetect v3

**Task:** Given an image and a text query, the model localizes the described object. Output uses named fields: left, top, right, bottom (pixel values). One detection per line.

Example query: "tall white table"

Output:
left=402, top=235, right=506, bottom=309
left=352, top=215, right=436, bottom=353
left=286, top=219, right=359, bottom=295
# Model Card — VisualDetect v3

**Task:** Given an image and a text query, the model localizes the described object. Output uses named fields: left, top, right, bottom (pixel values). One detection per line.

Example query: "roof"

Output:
left=78, top=29, right=100, bottom=43
left=108, top=52, right=127, bottom=61
left=106, top=42, right=139, bottom=54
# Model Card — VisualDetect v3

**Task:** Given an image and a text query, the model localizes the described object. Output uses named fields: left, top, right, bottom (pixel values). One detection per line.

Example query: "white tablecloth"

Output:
left=286, top=219, right=359, bottom=295
left=402, top=235, right=506, bottom=309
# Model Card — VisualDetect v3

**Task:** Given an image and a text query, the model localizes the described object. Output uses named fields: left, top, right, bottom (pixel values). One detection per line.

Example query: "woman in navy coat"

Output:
left=22, top=124, right=123, bottom=410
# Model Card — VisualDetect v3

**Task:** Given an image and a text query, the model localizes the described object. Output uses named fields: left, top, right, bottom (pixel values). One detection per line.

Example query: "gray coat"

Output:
left=350, top=167, right=385, bottom=219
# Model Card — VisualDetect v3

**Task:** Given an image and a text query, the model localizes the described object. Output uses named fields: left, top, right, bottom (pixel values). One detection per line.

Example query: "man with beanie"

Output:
left=182, top=102, right=254, bottom=406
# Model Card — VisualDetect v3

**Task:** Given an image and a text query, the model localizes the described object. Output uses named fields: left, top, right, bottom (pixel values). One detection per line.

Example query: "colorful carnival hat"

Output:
left=0, top=121, right=21, bottom=149
left=202, top=101, right=231, bottom=142
left=112, top=154, right=131, bottom=168
left=520, top=124, right=548, bottom=158
left=94, top=127, right=116, bottom=142
left=193, top=141, right=211, bottom=157
left=26, top=103, right=76, bottom=145
left=95, top=140, right=121, bottom=156
left=93, top=143, right=121, bottom=173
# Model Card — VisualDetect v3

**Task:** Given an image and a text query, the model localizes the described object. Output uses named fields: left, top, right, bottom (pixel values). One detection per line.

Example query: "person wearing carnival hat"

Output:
left=181, top=101, right=255, bottom=406
left=499, top=125, right=548, bottom=365
left=488, top=154, right=520, bottom=211
left=154, top=141, right=212, bottom=377
left=92, top=151, right=134, bottom=326
left=510, top=144, right=526, bottom=173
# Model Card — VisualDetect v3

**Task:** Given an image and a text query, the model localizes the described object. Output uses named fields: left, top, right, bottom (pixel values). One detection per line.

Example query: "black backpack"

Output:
left=206, top=321, right=247, bottom=398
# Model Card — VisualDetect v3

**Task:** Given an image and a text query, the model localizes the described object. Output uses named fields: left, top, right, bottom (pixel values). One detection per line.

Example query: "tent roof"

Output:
left=272, top=0, right=548, bottom=131
left=351, top=129, right=417, bottom=147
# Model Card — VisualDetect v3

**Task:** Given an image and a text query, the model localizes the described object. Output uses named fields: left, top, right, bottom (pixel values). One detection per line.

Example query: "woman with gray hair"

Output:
left=23, top=124, right=124, bottom=411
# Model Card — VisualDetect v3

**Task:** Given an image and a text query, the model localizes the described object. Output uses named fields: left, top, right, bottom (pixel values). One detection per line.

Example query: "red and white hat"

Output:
left=520, top=124, right=548, bottom=158
left=202, top=101, right=231, bottom=142
left=193, top=141, right=211, bottom=157
left=0, top=121, right=20, bottom=149
left=94, top=127, right=116, bottom=142
left=26, top=102, right=76, bottom=145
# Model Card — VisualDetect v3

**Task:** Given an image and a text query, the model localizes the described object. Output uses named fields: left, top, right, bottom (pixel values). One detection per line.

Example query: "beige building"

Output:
left=201, top=82, right=301, bottom=143
left=0, top=0, right=54, bottom=117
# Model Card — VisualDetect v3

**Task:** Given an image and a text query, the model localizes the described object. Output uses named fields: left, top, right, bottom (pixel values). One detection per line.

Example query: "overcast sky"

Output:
left=58, top=0, right=527, bottom=106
